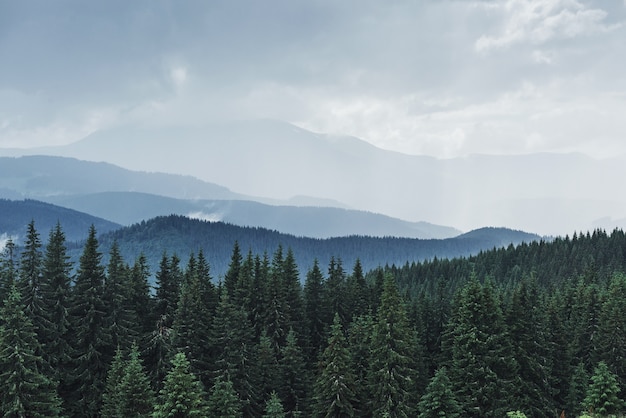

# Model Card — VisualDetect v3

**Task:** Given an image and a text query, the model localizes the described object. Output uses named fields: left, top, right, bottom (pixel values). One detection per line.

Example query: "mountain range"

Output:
left=2, top=119, right=624, bottom=236
left=0, top=155, right=459, bottom=239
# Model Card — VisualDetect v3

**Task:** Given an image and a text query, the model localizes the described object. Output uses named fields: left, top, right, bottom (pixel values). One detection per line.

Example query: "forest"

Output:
left=1, top=220, right=626, bottom=417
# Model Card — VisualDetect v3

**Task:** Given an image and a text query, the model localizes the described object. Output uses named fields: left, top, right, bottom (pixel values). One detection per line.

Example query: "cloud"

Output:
left=475, top=0, right=617, bottom=52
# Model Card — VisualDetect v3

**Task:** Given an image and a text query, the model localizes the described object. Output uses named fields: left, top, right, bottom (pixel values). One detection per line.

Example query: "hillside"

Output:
left=93, top=214, right=540, bottom=279
left=0, top=199, right=121, bottom=243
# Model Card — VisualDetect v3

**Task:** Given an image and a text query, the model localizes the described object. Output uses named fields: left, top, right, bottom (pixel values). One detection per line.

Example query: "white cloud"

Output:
left=475, top=0, right=616, bottom=52
left=187, top=211, right=222, bottom=223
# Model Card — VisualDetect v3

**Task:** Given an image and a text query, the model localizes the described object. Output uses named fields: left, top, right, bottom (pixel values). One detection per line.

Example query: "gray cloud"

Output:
left=1, top=0, right=625, bottom=157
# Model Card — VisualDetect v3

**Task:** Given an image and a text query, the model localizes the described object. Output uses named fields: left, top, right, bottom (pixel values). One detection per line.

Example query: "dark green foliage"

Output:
left=313, top=313, right=358, bottom=418
left=40, top=223, right=73, bottom=406
left=0, top=238, right=18, bottom=303
left=582, top=361, right=624, bottom=416
left=279, top=329, right=310, bottom=417
left=0, top=285, right=63, bottom=417
left=67, top=224, right=112, bottom=417
left=104, top=241, right=135, bottom=353
left=207, top=374, right=242, bottom=418
left=101, top=348, right=126, bottom=418
left=117, top=343, right=155, bottom=418
left=263, top=391, right=286, bottom=418
left=153, top=352, right=208, bottom=418
left=417, top=367, right=461, bottom=418
left=347, top=313, right=374, bottom=416
left=446, top=277, right=517, bottom=417
left=368, top=274, right=421, bottom=417
left=304, top=260, right=326, bottom=363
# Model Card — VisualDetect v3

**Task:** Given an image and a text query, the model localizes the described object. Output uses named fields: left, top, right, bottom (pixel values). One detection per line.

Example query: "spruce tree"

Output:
left=313, top=313, right=358, bottom=418
left=67, top=224, right=112, bottom=417
left=582, top=361, right=624, bottom=416
left=207, top=374, right=242, bottom=418
left=40, top=223, right=73, bottom=406
left=348, top=313, right=374, bottom=417
left=0, top=238, right=17, bottom=304
left=117, top=343, right=155, bottom=418
left=104, top=241, right=135, bottom=353
left=368, top=274, right=421, bottom=418
left=417, top=367, right=461, bottom=418
left=264, top=391, right=286, bottom=418
left=304, top=260, right=326, bottom=362
left=279, top=329, right=310, bottom=417
left=101, top=347, right=126, bottom=418
left=153, top=352, right=208, bottom=418
left=446, top=277, right=517, bottom=417
left=0, top=285, right=63, bottom=417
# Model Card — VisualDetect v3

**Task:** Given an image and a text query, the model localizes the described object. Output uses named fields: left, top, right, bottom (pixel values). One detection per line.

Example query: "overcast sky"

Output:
left=1, top=0, right=625, bottom=158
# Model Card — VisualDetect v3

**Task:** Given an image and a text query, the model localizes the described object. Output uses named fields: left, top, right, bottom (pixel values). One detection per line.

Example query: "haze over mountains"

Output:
left=2, top=119, right=625, bottom=236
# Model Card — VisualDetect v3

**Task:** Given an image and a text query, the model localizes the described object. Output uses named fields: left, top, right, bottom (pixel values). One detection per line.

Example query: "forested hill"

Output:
left=96, top=214, right=540, bottom=279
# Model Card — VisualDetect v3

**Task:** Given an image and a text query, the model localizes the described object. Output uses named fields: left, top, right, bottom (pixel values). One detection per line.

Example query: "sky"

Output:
left=1, top=0, right=626, bottom=158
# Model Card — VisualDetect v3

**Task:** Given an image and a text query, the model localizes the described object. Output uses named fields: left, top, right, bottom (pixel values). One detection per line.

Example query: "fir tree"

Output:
left=67, top=224, right=112, bottom=417
left=207, top=374, right=242, bottom=418
left=0, top=238, right=17, bottom=304
left=40, top=223, right=73, bottom=406
left=104, top=241, right=135, bottom=353
left=101, top=347, right=126, bottom=418
left=153, top=352, right=208, bottom=418
left=313, top=313, right=358, bottom=418
left=582, top=361, right=624, bottom=416
left=117, top=343, right=155, bottom=418
left=417, top=367, right=461, bottom=418
left=348, top=313, right=374, bottom=417
left=0, top=285, right=63, bottom=417
left=304, top=260, right=326, bottom=362
left=264, top=391, right=286, bottom=418
left=279, top=329, right=310, bottom=417
left=368, top=274, right=421, bottom=418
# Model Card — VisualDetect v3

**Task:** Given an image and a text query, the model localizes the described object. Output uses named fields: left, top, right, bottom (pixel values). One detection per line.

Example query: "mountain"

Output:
left=3, top=119, right=624, bottom=235
left=0, top=199, right=121, bottom=244
left=0, top=156, right=459, bottom=239
left=44, top=191, right=459, bottom=239
left=94, top=215, right=541, bottom=279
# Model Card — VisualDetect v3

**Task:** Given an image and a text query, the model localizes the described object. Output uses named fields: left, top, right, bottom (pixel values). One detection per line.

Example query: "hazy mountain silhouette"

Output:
left=3, top=119, right=625, bottom=235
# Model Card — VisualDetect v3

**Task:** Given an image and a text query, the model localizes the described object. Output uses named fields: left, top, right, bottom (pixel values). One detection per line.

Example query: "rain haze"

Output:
left=1, top=0, right=626, bottom=236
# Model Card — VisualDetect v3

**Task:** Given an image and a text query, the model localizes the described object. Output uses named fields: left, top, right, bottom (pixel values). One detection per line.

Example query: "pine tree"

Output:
left=279, top=329, right=310, bottom=417
left=346, top=259, right=369, bottom=320
left=323, top=256, right=347, bottom=327
left=207, top=374, right=242, bottom=418
left=17, top=220, right=48, bottom=346
left=211, top=292, right=259, bottom=416
left=101, top=347, right=126, bottom=418
left=313, top=313, right=358, bottom=418
left=117, top=343, right=155, bottom=418
left=446, top=277, right=517, bottom=417
left=40, top=223, right=73, bottom=407
left=153, top=352, right=208, bottom=418
left=0, top=285, right=63, bottom=417
left=128, top=253, right=154, bottom=338
left=67, top=224, right=112, bottom=417
left=223, top=241, right=243, bottom=298
left=282, top=248, right=305, bottom=339
left=255, top=330, right=280, bottom=408
left=264, top=391, right=286, bottom=418
left=368, top=274, right=421, bottom=418
left=417, top=367, right=461, bottom=418
left=104, top=241, right=135, bottom=353
left=0, top=238, right=17, bottom=304
left=348, top=313, right=374, bottom=417
left=582, top=361, right=624, bottom=416
left=304, top=260, right=326, bottom=362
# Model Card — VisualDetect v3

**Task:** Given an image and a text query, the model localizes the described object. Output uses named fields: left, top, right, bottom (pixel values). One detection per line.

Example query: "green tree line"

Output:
left=1, top=221, right=626, bottom=417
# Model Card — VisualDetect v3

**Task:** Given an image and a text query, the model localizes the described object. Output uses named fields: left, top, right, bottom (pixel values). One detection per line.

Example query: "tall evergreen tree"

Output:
left=0, top=285, right=63, bottom=417
left=0, top=238, right=17, bottom=304
left=101, top=347, right=126, bottom=418
left=347, top=313, right=374, bottom=417
left=223, top=241, right=243, bottom=298
left=117, top=343, right=155, bottom=418
left=104, top=241, right=135, bottom=353
left=40, top=223, right=73, bottom=407
left=264, top=391, right=286, bottom=418
left=67, top=224, right=112, bottom=417
left=207, top=374, right=242, bottom=418
left=279, top=329, right=310, bottom=417
left=446, top=277, right=517, bottom=417
left=128, top=253, right=154, bottom=338
left=582, top=361, right=624, bottom=416
left=153, top=352, right=208, bottom=418
left=346, top=259, right=369, bottom=320
left=417, top=367, right=461, bottom=418
left=313, top=313, right=358, bottom=418
left=368, top=274, right=421, bottom=418
left=304, top=260, right=326, bottom=363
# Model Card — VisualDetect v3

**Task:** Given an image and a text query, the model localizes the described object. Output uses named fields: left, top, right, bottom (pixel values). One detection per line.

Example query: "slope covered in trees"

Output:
left=93, top=214, right=539, bottom=279
left=2, top=221, right=626, bottom=416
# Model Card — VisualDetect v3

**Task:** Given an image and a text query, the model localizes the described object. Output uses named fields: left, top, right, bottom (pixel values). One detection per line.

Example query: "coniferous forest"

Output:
left=3, top=220, right=626, bottom=417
